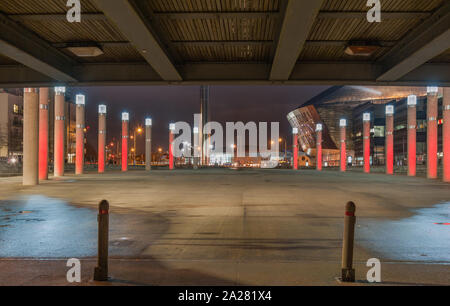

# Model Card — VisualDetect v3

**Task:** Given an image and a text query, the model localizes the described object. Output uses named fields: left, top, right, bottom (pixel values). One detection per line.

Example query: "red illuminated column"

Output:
left=363, top=113, right=371, bottom=173
left=39, top=88, right=49, bottom=180
left=169, top=123, right=175, bottom=170
left=292, top=128, right=298, bottom=170
left=316, top=124, right=323, bottom=171
left=75, top=94, right=85, bottom=175
left=121, top=112, right=129, bottom=172
left=145, top=118, right=152, bottom=171
left=427, top=87, right=439, bottom=179
left=54, top=87, right=65, bottom=177
left=443, top=88, right=450, bottom=183
left=340, top=119, right=347, bottom=172
left=385, top=105, right=394, bottom=175
left=98, top=105, right=107, bottom=173
left=407, top=95, right=417, bottom=177
left=23, top=88, right=39, bottom=186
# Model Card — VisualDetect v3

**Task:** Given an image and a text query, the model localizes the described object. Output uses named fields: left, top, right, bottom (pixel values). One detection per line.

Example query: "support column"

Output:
left=193, top=126, right=199, bottom=169
left=316, top=123, right=323, bottom=171
left=407, top=95, right=417, bottom=177
left=363, top=113, right=371, bottom=173
left=121, top=112, right=129, bottom=172
left=98, top=105, right=107, bottom=173
left=169, top=123, right=175, bottom=170
left=292, top=128, right=298, bottom=170
left=75, top=94, right=85, bottom=175
left=385, top=105, right=394, bottom=175
left=39, top=88, right=49, bottom=180
left=23, top=88, right=39, bottom=186
left=427, top=87, right=439, bottom=179
left=340, top=119, right=347, bottom=172
left=145, top=118, right=152, bottom=171
left=54, top=87, right=65, bottom=177
left=443, top=88, right=450, bottom=183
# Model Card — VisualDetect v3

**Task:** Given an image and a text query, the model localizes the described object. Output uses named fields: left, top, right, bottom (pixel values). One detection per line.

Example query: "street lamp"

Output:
left=132, top=126, right=143, bottom=165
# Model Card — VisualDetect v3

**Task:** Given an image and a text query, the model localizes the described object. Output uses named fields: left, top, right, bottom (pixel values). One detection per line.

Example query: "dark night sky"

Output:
left=71, top=85, right=329, bottom=156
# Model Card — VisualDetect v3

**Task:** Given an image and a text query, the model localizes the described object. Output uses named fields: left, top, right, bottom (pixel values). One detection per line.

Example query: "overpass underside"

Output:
left=0, top=0, right=449, bottom=87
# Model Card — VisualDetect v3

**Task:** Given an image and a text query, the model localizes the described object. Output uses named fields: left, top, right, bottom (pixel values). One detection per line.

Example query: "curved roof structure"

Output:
left=0, top=0, right=449, bottom=86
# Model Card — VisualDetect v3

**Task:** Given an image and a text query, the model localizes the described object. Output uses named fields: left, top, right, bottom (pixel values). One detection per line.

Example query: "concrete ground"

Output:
left=0, top=168, right=449, bottom=286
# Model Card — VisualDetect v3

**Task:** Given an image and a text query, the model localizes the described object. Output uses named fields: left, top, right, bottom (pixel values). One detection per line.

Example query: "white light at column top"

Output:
left=316, top=123, right=323, bottom=132
left=292, top=127, right=298, bottom=134
left=193, top=127, right=199, bottom=134
left=363, top=113, right=371, bottom=121
left=340, top=119, right=347, bottom=127
left=407, top=95, right=417, bottom=106
left=98, top=104, right=106, bottom=114
left=386, top=105, right=394, bottom=115
left=169, top=123, right=176, bottom=131
left=76, top=94, right=85, bottom=105
left=145, top=118, right=152, bottom=126
left=54, top=87, right=66, bottom=94
left=427, top=86, right=438, bottom=94
left=122, top=112, right=129, bottom=121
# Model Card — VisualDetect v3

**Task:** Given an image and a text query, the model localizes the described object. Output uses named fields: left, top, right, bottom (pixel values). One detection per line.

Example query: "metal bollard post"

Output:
left=94, top=200, right=109, bottom=281
left=341, top=201, right=356, bottom=282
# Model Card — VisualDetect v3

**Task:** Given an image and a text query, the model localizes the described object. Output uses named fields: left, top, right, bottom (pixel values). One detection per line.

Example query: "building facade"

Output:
left=0, top=90, right=23, bottom=160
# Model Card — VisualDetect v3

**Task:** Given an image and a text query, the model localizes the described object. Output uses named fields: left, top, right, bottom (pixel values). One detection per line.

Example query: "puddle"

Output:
left=357, top=202, right=450, bottom=263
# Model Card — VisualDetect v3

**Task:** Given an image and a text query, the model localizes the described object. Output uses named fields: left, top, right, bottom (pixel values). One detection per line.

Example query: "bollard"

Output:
left=341, top=201, right=356, bottom=282
left=94, top=200, right=109, bottom=281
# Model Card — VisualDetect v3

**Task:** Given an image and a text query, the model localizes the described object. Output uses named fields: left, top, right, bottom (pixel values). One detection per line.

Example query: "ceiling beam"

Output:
left=92, top=0, right=182, bottom=81
left=377, top=2, right=450, bottom=81
left=153, top=11, right=281, bottom=19
left=1, top=62, right=449, bottom=87
left=0, top=12, right=77, bottom=82
left=270, top=0, right=324, bottom=81
left=172, top=40, right=274, bottom=47
left=318, top=11, right=431, bottom=19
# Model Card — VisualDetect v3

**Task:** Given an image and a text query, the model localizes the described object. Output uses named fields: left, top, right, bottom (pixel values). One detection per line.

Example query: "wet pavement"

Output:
left=0, top=195, right=168, bottom=258
left=358, top=202, right=450, bottom=263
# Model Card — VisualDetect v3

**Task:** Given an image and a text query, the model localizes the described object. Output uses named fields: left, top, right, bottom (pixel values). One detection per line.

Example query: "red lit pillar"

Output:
left=316, top=124, right=323, bottom=171
left=145, top=118, right=152, bottom=171
left=427, top=87, right=438, bottom=179
left=169, top=123, right=175, bottom=170
left=443, top=88, right=450, bottom=183
left=293, top=128, right=298, bottom=170
left=407, top=95, right=417, bottom=177
left=385, top=105, right=394, bottom=175
left=340, top=119, right=347, bottom=172
left=121, top=112, right=129, bottom=172
left=23, top=88, right=39, bottom=186
left=54, top=87, right=65, bottom=177
left=75, top=94, right=85, bottom=175
left=39, top=88, right=49, bottom=180
left=98, top=105, right=106, bottom=173
left=363, top=113, right=371, bottom=173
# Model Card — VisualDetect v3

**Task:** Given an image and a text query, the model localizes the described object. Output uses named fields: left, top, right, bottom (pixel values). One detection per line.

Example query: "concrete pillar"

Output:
left=75, top=94, right=85, bottom=175
left=98, top=105, right=107, bottom=173
left=385, top=105, right=394, bottom=175
left=363, top=113, right=371, bottom=173
left=407, top=95, right=417, bottom=177
left=23, top=88, right=39, bottom=186
left=169, top=123, right=175, bottom=170
left=340, top=119, right=347, bottom=172
left=316, top=123, right=323, bottom=171
left=39, top=88, right=49, bottom=180
left=427, top=87, right=439, bottom=179
left=145, top=118, right=152, bottom=171
left=443, top=88, right=450, bottom=183
left=193, top=126, right=199, bottom=169
left=121, top=113, right=129, bottom=172
left=54, top=87, right=65, bottom=177
left=292, top=128, right=298, bottom=170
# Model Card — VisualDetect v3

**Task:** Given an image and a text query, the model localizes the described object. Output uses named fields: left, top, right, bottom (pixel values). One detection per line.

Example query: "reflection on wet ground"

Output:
left=0, top=195, right=169, bottom=258
left=357, top=202, right=450, bottom=263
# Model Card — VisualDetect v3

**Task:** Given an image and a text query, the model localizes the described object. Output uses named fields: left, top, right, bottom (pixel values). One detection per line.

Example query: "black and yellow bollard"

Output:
left=94, top=200, right=109, bottom=281
left=341, top=201, right=356, bottom=282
